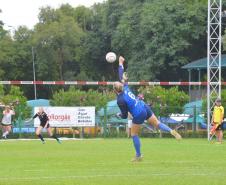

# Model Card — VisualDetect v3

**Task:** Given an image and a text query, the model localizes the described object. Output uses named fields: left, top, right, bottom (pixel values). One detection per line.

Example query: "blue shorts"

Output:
left=132, top=104, right=153, bottom=124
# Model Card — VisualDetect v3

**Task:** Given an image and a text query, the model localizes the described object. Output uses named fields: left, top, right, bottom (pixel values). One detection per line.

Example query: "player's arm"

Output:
left=118, top=56, right=128, bottom=83
left=221, top=107, right=224, bottom=124
left=211, top=114, right=214, bottom=124
left=10, top=109, right=15, bottom=115
left=117, top=96, right=128, bottom=119
left=211, top=107, right=215, bottom=124
left=210, top=111, right=217, bottom=135
left=32, top=113, right=38, bottom=119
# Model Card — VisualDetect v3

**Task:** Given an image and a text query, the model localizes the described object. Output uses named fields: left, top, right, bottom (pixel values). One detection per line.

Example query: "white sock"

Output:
left=3, top=131, right=9, bottom=137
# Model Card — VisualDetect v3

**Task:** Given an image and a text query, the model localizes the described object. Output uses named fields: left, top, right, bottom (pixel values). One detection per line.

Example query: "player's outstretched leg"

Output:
left=158, top=122, right=182, bottom=140
left=147, top=115, right=182, bottom=140
left=170, top=130, right=182, bottom=140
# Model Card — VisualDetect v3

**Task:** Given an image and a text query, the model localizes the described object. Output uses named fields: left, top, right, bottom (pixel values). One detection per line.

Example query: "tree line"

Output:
left=0, top=0, right=226, bottom=99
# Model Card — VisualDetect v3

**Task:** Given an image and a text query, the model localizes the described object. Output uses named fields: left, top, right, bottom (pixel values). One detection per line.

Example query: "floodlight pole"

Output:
left=207, top=0, right=222, bottom=140
left=32, top=47, right=37, bottom=99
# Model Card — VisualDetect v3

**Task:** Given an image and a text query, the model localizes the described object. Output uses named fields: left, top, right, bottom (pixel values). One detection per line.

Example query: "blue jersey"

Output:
left=117, top=65, right=145, bottom=119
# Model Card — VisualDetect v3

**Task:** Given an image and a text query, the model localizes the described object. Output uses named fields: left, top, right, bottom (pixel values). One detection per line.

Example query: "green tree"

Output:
left=74, top=6, right=93, bottom=31
left=0, top=26, right=36, bottom=99
left=0, top=1, right=211, bottom=100
left=202, top=90, right=226, bottom=115
left=111, top=0, right=207, bottom=81
left=51, top=86, right=115, bottom=111
left=0, top=33, right=15, bottom=79
left=138, top=86, right=189, bottom=116
left=223, top=29, right=226, bottom=51
left=0, top=9, right=6, bottom=38
left=0, top=86, right=31, bottom=120
left=33, top=5, right=85, bottom=81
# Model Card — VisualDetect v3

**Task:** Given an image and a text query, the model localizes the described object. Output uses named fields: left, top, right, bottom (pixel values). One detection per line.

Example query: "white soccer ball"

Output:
left=106, top=52, right=117, bottom=63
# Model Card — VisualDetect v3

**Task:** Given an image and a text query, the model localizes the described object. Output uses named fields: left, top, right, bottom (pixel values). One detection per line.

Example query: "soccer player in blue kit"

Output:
left=114, top=56, right=181, bottom=162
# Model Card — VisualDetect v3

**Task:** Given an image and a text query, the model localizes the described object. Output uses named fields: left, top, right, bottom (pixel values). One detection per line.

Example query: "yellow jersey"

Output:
left=213, top=105, right=224, bottom=124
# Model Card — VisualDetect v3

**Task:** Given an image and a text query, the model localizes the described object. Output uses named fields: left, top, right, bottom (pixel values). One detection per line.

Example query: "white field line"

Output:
left=0, top=138, right=103, bottom=142
left=0, top=173, right=226, bottom=181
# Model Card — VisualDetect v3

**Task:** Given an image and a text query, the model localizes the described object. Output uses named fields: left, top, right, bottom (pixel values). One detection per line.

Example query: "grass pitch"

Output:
left=0, top=138, right=226, bottom=185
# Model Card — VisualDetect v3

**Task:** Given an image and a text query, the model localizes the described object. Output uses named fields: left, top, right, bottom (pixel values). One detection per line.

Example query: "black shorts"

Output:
left=216, top=124, right=223, bottom=131
left=40, top=123, right=50, bottom=128
left=1, top=123, right=12, bottom=126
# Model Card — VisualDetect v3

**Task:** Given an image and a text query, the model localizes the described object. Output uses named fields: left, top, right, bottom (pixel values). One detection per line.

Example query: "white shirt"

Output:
left=2, top=110, right=15, bottom=125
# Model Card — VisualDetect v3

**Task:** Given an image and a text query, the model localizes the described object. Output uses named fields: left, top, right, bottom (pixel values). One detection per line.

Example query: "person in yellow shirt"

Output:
left=211, top=98, right=224, bottom=143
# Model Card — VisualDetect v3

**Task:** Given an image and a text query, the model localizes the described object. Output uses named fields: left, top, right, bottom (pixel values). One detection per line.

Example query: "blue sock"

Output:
left=158, top=122, right=172, bottom=132
left=132, top=135, right=141, bottom=157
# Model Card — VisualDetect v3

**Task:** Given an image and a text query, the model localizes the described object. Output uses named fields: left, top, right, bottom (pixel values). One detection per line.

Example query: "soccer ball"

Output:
left=106, top=52, right=117, bottom=63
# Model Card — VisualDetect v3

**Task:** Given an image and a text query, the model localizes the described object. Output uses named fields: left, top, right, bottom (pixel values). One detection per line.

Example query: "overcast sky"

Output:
left=0, top=0, right=105, bottom=30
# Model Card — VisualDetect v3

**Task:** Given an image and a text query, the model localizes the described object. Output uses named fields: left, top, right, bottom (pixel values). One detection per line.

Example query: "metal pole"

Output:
left=32, top=47, right=37, bottom=99
left=188, top=69, right=191, bottom=102
left=219, top=0, right=222, bottom=97
left=207, top=0, right=222, bottom=140
left=103, top=106, right=107, bottom=137
left=207, top=0, right=211, bottom=141
left=198, top=69, right=201, bottom=99
left=193, top=105, right=197, bottom=133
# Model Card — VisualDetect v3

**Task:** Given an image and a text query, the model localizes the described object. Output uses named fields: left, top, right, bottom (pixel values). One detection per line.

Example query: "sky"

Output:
left=0, top=0, right=105, bottom=30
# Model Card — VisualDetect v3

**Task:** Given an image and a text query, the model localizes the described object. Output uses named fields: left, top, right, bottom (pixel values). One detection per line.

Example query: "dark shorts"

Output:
left=1, top=123, right=12, bottom=126
left=40, top=123, right=50, bottom=128
left=132, top=104, right=153, bottom=124
left=216, top=124, right=224, bottom=131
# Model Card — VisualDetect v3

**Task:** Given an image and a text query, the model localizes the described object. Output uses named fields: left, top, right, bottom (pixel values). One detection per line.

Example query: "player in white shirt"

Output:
left=1, top=106, right=15, bottom=139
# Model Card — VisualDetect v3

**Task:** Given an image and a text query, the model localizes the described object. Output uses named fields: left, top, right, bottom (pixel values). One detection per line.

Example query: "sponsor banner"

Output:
left=34, top=107, right=95, bottom=127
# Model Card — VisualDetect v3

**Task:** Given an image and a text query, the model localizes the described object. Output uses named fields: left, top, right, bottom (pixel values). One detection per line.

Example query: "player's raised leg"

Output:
left=147, top=114, right=181, bottom=140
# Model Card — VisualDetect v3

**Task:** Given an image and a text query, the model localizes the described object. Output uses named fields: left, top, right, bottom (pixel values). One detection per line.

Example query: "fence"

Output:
left=0, top=81, right=226, bottom=139
left=2, top=104, right=223, bottom=139
left=95, top=105, right=208, bottom=137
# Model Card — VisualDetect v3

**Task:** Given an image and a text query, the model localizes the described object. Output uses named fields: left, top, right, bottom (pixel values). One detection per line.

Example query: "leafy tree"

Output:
left=0, top=84, right=4, bottom=99
left=202, top=90, right=226, bottom=116
left=74, top=6, right=93, bottom=31
left=223, top=29, right=226, bottom=52
left=0, top=86, right=31, bottom=120
left=51, top=86, right=115, bottom=111
left=0, top=9, right=6, bottom=38
left=10, top=26, right=33, bottom=80
left=138, top=86, right=189, bottom=116
left=0, top=1, right=212, bottom=100
left=0, top=33, right=15, bottom=79
left=33, top=5, right=85, bottom=81
left=117, top=0, right=207, bottom=81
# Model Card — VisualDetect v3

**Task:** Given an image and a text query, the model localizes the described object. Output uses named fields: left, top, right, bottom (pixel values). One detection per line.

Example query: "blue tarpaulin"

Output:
left=97, top=100, right=120, bottom=116
left=183, top=100, right=203, bottom=115
left=27, top=99, right=50, bottom=107
left=160, top=117, right=179, bottom=124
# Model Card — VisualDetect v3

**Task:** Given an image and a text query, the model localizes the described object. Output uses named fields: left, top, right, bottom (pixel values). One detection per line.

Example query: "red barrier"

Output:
left=0, top=81, right=224, bottom=86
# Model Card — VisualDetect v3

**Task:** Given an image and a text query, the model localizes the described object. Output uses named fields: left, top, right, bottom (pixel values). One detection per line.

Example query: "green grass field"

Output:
left=0, top=138, right=226, bottom=185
